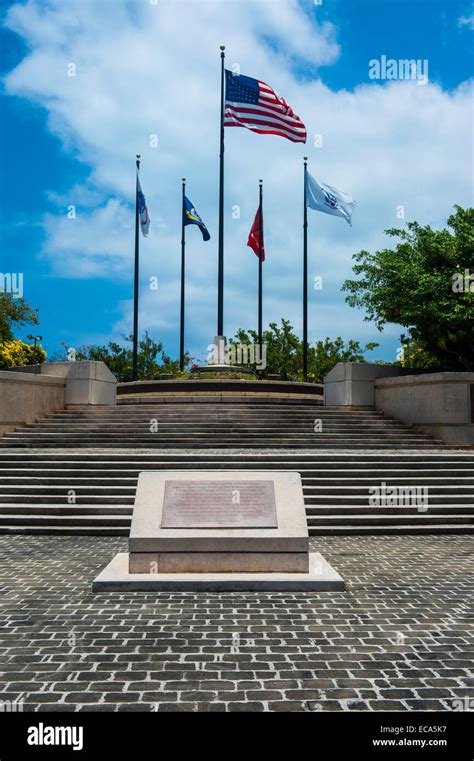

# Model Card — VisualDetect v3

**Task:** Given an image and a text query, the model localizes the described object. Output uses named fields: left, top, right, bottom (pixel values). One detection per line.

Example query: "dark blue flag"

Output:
left=183, top=196, right=210, bottom=241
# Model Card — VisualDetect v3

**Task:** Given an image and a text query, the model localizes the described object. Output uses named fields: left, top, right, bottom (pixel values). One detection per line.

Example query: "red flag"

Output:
left=247, top=205, right=265, bottom=261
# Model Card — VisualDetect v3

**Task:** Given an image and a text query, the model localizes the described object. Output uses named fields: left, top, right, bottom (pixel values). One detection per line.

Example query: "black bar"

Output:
left=303, top=156, right=308, bottom=382
left=180, top=178, right=186, bottom=371
left=132, top=155, right=140, bottom=382
left=258, top=179, right=263, bottom=352
left=0, top=710, right=470, bottom=760
left=217, top=45, right=225, bottom=337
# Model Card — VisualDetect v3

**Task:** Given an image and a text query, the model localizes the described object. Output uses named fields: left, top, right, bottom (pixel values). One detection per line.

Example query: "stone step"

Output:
left=0, top=458, right=471, bottom=471
left=0, top=443, right=446, bottom=450
left=23, top=418, right=411, bottom=424
left=304, top=494, right=474, bottom=504
left=0, top=495, right=134, bottom=504
left=0, top=483, right=471, bottom=498
left=49, top=417, right=387, bottom=424
left=0, top=396, right=471, bottom=535
left=0, top=455, right=471, bottom=466
left=0, top=509, right=470, bottom=526
left=2, top=502, right=470, bottom=516
left=65, top=404, right=378, bottom=411
left=4, top=427, right=438, bottom=437
left=0, top=514, right=131, bottom=526
left=306, top=505, right=474, bottom=515
left=303, top=485, right=474, bottom=495
left=0, top=485, right=138, bottom=494
left=308, top=525, right=474, bottom=535
left=37, top=415, right=390, bottom=423
left=24, top=410, right=400, bottom=416
left=306, top=514, right=474, bottom=525
left=0, top=505, right=133, bottom=515
left=0, top=433, right=444, bottom=442
left=41, top=415, right=391, bottom=423
left=19, top=425, right=417, bottom=434
left=2, top=473, right=473, bottom=484
left=0, top=448, right=469, bottom=458
left=0, top=523, right=471, bottom=537
left=4, top=496, right=471, bottom=509
left=0, top=524, right=129, bottom=536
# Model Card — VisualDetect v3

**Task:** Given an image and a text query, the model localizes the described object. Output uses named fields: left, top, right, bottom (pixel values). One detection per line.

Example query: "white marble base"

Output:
left=92, top=552, right=345, bottom=592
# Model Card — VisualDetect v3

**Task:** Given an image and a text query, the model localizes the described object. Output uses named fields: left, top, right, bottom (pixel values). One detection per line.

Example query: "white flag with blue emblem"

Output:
left=137, top=172, right=150, bottom=237
left=306, top=171, right=356, bottom=226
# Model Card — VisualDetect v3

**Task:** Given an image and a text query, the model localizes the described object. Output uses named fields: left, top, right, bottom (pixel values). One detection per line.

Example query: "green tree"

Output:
left=0, top=294, right=39, bottom=343
left=231, top=319, right=300, bottom=380
left=342, top=206, right=474, bottom=371
left=229, top=319, right=379, bottom=381
left=311, top=336, right=379, bottom=382
left=55, top=332, right=190, bottom=382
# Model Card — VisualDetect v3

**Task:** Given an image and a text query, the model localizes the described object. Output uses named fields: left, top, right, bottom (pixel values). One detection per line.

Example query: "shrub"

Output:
left=0, top=340, right=46, bottom=369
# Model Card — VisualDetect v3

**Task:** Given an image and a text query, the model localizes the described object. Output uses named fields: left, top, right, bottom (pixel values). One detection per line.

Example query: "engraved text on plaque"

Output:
left=161, top=480, right=278, bottom=528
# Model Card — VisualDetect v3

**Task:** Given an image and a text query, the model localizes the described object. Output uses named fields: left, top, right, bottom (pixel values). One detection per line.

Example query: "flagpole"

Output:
left=180, top=178, right=186, bottom=372
left=217, top=44, right=225, bottom=338
left=258, top=178, right=263, bottom=357
left=303, top=156, right=308, bottom=383
left=132, top=153, right=140, bottom=382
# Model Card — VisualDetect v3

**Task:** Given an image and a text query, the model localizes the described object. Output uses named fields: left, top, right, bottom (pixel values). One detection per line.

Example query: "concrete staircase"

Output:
left=0, top=402, right=472, bottom=535
left=0, top=403, right=452, bottom=449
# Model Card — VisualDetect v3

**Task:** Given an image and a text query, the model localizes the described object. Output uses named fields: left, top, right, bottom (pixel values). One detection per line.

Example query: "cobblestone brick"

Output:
left=0, top=534, right=472, bottom=713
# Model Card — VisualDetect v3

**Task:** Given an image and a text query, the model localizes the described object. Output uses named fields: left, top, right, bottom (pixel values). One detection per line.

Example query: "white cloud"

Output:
left=458, top=14, right=474, bottom=30
left=3, top=0, right=473, bottom=361
left=42, top=199, right=134, bottom=278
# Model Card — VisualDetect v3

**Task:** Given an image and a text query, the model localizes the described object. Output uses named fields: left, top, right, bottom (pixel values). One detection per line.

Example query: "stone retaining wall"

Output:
left=118, top=378, right=324, bottom=402
left=0, top=370, right=66, bottom=436
left=375, top=372, right=474, bottom=446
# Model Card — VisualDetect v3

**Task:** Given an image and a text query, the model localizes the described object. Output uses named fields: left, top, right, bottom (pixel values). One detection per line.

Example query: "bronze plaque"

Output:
left=161, top=480, right=278, bottom=529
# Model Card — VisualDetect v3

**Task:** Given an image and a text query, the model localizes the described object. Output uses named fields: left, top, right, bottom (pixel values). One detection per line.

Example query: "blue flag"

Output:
left=183, top=196, right=210, bottom=241
left=306, top=171, right=356, bottom=226
left=137, top=172, right=150, bottom=237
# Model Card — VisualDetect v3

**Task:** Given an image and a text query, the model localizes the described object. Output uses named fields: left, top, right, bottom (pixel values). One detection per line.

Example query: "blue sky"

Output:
left=0, top=0, right=473, bottom=364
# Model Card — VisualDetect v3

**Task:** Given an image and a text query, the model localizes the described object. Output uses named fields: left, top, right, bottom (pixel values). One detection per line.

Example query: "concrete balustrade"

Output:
left=324, top=362, right=474, bottom=446
left=10, top=361, right=117, bottom=407
left=324, top=362, right=401, bottom=407
left=0, top=361, right=117, bottom=437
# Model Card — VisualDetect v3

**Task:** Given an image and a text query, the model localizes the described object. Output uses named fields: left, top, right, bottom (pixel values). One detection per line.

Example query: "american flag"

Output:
left=224, top=69, right=306, bottom=144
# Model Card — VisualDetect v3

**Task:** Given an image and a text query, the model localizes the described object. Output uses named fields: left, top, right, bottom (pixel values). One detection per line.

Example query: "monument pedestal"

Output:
left=93, top=551, right=342, bottom=591
left=93, top=471, right=344, bottom=592
left=190, top=335, right=256, bottom=378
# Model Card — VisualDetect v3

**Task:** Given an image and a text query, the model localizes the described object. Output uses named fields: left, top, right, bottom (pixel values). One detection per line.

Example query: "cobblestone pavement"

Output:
left=0, top=535, right=472, bottom=712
